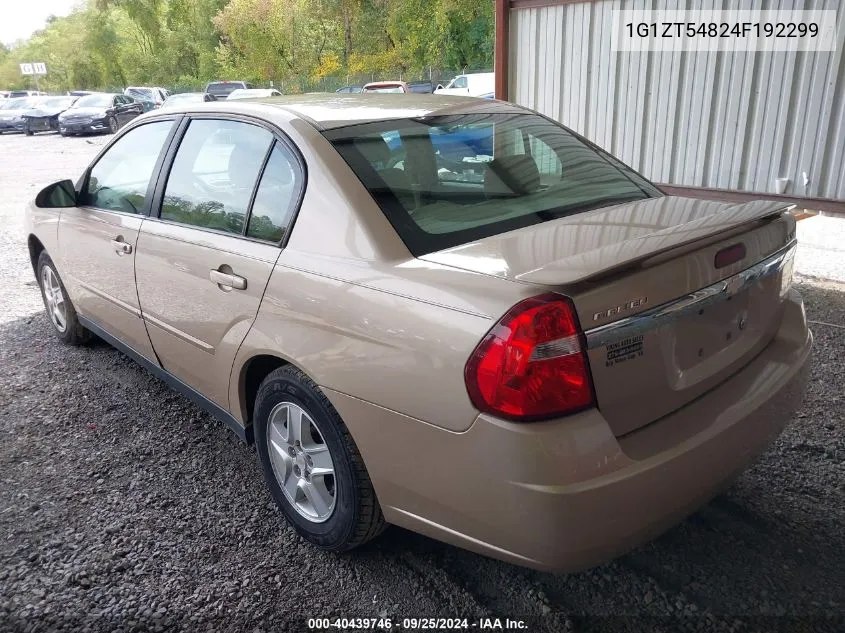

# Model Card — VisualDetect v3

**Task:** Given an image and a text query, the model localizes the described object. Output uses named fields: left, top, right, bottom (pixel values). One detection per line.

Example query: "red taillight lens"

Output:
left=465, top=293, right=595, bottom=421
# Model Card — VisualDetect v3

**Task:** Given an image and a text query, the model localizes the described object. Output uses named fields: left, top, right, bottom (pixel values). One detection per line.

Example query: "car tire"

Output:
left=24, top=123, right=33, bottom=136
left=107, top=116, right=118, bottom=134
left=254, top=365, right=386, bottom=552
left=36, top=251, right=92, bottom=346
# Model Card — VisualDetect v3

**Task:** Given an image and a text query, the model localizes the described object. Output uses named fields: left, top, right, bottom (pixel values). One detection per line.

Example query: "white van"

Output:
left=434, top=72, right=495, bottom=97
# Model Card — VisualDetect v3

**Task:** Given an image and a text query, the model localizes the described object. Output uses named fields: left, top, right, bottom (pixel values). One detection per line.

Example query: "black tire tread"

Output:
left=255, top=365, right=386, bottom=551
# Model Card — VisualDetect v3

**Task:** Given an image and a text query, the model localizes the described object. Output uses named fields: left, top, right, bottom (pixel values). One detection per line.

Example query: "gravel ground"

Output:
left=1, top=132, right=844, bottom=633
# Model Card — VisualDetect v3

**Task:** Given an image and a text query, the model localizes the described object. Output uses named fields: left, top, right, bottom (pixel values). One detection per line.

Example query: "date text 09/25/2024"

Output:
left=307, top=618, right=528, bottom=630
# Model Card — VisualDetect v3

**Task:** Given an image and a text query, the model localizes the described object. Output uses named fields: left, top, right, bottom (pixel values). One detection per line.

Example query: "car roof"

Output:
left=153, top=93, right=526, bottom=130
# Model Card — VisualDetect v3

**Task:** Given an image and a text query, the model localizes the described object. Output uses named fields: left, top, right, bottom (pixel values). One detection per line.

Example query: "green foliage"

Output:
left=2, top=0, right=492, bottom=92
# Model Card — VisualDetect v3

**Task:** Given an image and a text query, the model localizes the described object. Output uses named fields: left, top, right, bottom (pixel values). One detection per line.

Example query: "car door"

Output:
left=58, top=118, right=179, bottom=362
left=113, top=96, right=127, bottom=124
left=115, top=96, right=132, bottom=124
left=135, top=117, right=304, bottom=409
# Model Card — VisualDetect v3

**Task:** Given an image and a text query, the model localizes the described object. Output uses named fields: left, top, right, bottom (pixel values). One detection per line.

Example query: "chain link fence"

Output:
left=84, top=68, right=492, bottom=96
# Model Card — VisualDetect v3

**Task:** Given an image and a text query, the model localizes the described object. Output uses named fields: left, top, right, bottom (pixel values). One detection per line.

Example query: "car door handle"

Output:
left=210, top=269, right=247, bottom=290
left=111, top=239, right=132, bottom=255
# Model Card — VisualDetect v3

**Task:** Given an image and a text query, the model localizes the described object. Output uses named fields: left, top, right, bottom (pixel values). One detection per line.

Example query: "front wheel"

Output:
left=107, top=116, right=118, bottom=134
left=24, top=123, right=33, bottom=136
left=254, top=365, right=386, bottom=551
left=37, top=252, right=91, bottom=346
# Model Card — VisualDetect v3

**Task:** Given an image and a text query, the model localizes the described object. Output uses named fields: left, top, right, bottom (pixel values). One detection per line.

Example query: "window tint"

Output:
left=160, top=119, right=273, bottom=234
left=246, top=142, right=301, bottom=242
left=453, top=76, right=468, bottom=89
left=83, top=120, right=173, bottom=214
left=326, top=114, right=662, bottom=256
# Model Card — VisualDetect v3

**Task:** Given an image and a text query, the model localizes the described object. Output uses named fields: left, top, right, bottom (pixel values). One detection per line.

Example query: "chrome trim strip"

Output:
left=584, top=243, right=796, bottom=350
left=142, top=311, right=215, bottom=354
left=75, top=278, right=143, bottom=318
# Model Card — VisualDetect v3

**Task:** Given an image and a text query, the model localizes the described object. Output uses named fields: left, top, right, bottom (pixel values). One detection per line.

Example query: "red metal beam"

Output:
left=494, top=0, right=510, bottom=101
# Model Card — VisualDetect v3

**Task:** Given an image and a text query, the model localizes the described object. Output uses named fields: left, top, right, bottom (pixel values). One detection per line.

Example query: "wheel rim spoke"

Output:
left=283, top=470, right=300, bottom=500
left=53, top=307, right=66, bottom=329
left=287, top=406, right=304, bottom=446
left=301, top=480, right=331, bottom=517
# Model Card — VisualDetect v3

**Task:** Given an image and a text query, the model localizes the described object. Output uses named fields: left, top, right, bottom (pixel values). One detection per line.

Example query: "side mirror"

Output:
left=35, top=180, right=77, bottom=208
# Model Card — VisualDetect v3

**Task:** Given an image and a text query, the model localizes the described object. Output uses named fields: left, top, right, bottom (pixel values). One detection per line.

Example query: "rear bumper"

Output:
left=326, top=290, right=812, bottom=571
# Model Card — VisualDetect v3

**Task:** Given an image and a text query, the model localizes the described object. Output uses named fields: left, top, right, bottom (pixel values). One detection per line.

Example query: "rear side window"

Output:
left=160, top=119, right=273, bottom=235
left=82, top=120, right=173, bottom=214
left=326, top=113, right=662, bottom=256
left=246, top=142, right=301, bottom=242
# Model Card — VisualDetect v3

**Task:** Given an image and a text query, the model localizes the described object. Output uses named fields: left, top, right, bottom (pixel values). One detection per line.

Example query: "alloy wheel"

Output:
left=41, top=266, right=67, bottom=333
left=266, top=402, right=337, bottom=523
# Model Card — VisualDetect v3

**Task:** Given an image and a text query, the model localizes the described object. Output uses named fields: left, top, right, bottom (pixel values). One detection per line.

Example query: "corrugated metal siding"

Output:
left=509, top=0, right=845, bottom=200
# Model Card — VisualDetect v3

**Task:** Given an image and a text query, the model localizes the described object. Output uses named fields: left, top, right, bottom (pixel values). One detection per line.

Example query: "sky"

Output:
left=1, top=0, right=79, bottom=45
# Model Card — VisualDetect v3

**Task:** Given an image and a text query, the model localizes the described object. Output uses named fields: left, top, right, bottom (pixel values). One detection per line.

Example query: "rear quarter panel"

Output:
left=232, top=260, right=496, bottom=432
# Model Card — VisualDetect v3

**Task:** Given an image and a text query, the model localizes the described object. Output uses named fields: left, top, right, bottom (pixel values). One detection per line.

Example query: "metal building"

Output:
left=494, top=0, right=845, bottom=213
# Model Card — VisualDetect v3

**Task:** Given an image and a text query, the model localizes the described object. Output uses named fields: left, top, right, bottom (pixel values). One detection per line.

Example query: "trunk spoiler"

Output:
left=514, top=200, right=795, bottom=287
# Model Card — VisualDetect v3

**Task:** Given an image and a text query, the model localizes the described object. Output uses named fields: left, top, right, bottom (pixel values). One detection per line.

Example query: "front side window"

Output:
left=159, top=119, right=273, bottom=234
left=326, top=113, right=662, bottom=256
left=246, top=142, right=301, bottom=242
left=452, top=76, right=468, bottom=89
left=82, top=120, right=173, bottom=213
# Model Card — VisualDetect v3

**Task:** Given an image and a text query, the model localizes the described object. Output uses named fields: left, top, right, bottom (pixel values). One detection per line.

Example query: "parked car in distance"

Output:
left=124, top=87, right=169, bottom=112
left=0, top=97, right=37, bottom=133
left=205, top=81, right=254, bottom=100
left=226, top=88, right=282, bottom=100
left=25, top=94, right=811, bottom=573
left=434, top=72, right=495, bottom=97
left=161, top=92, right=216, bottom=109
left=22, top=95, right=79, bottom=135
left=58, top=93, right=144, bottom=136
left=335, top=85, right=363, bottom=93
left=8, top=90, right=47, bottom=98
left=68, top=90, right=95, bottom=97
left=362, top=81, right=410, bottom=93
left=407, top=81, right=442, bottom=94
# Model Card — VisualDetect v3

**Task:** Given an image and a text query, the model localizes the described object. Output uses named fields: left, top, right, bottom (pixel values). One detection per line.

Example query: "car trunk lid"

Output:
left=421, top=196, right=798, bottom=436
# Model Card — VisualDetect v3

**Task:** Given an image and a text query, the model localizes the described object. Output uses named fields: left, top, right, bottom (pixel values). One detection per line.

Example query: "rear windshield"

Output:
left=325, top=113, right=662, bottom=256
left=363, top=85, right=404, bottom=93
left=206, top=82, right=243, bottom=96
left=126, top=88, right=154, bottom=99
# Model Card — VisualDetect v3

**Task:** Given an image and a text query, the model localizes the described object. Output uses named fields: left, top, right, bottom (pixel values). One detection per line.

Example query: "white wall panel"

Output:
left=509, top=0, right=845, bottom=200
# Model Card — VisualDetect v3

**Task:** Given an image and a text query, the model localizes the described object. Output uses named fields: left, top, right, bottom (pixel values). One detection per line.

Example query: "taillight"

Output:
left=464, top=293, right=595, bottom=421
